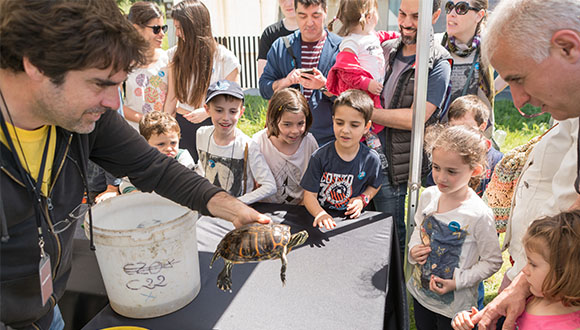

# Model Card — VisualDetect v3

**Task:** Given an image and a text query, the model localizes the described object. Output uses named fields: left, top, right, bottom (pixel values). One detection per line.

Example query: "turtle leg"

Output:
left=280, top=246, right=288, bottom=286
left=217, top=261, right=234, bottom=292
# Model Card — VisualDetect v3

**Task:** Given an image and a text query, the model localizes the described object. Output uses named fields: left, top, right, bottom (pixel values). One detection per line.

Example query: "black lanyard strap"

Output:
left=0, top=95, right=52, bottom=254
left=461, top=48, right=480, bottom=96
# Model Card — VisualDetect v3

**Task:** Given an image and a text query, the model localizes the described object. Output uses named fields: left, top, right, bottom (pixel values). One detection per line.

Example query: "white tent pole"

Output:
left=404, top=0, right=432, bottom=280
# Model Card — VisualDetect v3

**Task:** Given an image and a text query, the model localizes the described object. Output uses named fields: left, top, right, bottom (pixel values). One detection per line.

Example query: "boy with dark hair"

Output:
left=448, top=95, right=503, bottom=197
left=447, top=95, right=489, bottom=133
left=295, top=0, right=327, bottom=8
left=196, top=80, right=276, bottom=204
left=301, top=89, right=383, bottom=229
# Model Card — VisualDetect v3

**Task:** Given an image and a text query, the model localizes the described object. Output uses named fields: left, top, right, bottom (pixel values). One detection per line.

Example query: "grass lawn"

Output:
left=239, top=95, right=551, bottom=330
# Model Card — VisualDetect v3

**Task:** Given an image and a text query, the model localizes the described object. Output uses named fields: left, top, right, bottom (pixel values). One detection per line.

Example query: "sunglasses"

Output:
left=445, top=1, right=480, bottom=15
left=145, top=24, right=168, bottom=35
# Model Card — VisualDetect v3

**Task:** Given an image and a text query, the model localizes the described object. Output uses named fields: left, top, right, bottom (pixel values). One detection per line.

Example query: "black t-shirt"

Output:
left=258, top=20, right=296, bottom=60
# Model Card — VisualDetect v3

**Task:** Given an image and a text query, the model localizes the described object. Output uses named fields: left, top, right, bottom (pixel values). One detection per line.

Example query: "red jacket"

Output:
left=326, top=31, right=399, bottom=134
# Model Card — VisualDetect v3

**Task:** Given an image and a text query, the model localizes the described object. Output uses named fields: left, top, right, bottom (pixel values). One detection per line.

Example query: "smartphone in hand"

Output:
left=300, top=68, right=314, bottom=79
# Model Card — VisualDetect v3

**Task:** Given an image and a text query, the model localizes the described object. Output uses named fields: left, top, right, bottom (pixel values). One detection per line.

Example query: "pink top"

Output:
left=515, top=309, right=580, bottom=330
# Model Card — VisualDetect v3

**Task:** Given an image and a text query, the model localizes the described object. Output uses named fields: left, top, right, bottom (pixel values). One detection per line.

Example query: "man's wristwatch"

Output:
left=359, top=194, right=370, bottom=207
left=319, top=86, right=328, bottom=93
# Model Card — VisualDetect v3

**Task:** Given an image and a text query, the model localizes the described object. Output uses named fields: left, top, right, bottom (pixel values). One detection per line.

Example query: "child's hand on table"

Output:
left=313, top=212, right=336, bottom=230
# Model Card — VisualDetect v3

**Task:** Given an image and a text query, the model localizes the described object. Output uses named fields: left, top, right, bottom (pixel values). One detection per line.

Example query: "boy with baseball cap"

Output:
left=196, top=80, right=276, bottom=204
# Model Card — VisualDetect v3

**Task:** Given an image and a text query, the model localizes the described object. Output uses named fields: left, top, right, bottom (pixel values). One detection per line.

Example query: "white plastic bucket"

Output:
left=84, top=192, right=200, bottom=318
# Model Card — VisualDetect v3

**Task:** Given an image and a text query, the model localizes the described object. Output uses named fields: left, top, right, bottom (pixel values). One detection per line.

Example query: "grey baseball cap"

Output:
left=205, top=80, right=244, bottom=104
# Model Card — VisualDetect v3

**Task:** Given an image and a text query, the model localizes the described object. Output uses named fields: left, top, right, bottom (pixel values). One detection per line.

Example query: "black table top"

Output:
left=80, top=203, right=407, bottom=330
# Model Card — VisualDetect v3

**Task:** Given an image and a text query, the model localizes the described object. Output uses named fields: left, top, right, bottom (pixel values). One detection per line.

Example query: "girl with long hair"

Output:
left=163, top=0, right=240, bottom=161
left=252, top=88, right=318, bottom=205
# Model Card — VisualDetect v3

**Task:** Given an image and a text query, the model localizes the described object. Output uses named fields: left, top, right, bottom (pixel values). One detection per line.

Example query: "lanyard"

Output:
left=461, top=48, right=480, bottom=97
left=0, top=99, right=52, bottom=257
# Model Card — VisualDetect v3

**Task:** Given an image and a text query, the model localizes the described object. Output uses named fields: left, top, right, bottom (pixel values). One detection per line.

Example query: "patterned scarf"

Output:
left=447, top=35, right=480, bottom=58
left=442, top=33, right=495, bottom=107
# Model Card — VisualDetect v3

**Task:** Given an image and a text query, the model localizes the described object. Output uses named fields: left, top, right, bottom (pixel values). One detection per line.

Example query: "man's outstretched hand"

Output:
left=206, top=192, right=271, bottom=228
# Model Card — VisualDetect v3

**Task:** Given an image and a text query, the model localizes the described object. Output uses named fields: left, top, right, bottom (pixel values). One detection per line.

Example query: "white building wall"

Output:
left=168, top=0, right=400, bottom=40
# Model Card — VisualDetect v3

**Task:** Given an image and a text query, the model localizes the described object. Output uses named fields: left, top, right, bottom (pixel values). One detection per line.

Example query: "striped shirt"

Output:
left=300, top=32, right=327, bottom=99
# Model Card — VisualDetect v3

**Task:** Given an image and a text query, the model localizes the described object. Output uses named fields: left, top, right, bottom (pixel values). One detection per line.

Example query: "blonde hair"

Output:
left=328, top=0, right=377, bottom=36
left=266, top=88, right=312, bottom=138
left=425, top=125, right=487, bottom=189
left=139, top=111, right=180, bottom=141
left=523, top=211, right=580, bottom=307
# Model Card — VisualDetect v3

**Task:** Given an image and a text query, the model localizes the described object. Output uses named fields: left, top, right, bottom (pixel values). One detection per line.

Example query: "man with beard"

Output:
left=0, top=1, right=269, bottom=329
left=370, top=0, right=451, bottom=257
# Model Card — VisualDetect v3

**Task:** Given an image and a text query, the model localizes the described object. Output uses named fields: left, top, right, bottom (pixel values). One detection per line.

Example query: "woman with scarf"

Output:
left=436, top=0, right=501, bottom=140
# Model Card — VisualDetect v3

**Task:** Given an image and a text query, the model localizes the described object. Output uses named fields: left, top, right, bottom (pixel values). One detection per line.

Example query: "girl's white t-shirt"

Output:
left=339, top=33, right=386, bottom=84
left=253, top=129, right=318, bottom=204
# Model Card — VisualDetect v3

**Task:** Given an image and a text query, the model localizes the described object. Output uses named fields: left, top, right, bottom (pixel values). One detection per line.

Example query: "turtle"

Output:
left=209, top=223, right=308, bottom=292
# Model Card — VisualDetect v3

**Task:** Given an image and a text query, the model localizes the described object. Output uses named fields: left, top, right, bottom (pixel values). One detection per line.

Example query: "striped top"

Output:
left=300, top=32, right=327, bottom=99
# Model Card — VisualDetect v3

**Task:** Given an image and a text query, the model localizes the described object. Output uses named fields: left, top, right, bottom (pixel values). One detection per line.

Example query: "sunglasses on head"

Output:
left=145, top=24, right=168, bottom=34
left=445, top=1, right=480, bottom=15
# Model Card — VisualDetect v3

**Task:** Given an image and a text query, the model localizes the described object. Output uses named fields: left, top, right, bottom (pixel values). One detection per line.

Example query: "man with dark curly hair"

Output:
left=0, top=1, right=269, bottom=329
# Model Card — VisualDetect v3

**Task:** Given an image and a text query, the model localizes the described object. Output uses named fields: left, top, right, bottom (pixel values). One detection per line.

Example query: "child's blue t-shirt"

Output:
left=300, top=141, right=383, bottom=210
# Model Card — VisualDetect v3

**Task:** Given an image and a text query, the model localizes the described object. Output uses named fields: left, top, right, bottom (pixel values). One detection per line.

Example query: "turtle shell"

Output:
left=215, top=223, right=291, bottom=263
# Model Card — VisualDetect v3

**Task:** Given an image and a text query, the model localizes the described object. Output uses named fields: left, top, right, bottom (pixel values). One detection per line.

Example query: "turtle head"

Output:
left=288, top=230, right=308, bottom=250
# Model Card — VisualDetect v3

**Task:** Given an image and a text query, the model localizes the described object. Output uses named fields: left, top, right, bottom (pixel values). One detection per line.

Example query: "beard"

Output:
left=34, top=92, right=108, bottom=134
left=33, top=79, right=111, bottom=134
left=399, top=25, right=417, bottom=45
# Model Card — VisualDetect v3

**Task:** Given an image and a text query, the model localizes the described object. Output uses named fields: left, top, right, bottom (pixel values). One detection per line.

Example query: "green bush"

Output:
left=494, top=100, right=550, bottom=151
left=494, top=99, right=550, bottom=131
left=497, top=122, right=549, bottom=151
left=238, top=95, right=268, bottom=137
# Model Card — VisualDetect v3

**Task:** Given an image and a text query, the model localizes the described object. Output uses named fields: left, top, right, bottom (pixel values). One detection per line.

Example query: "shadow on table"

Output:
left=261, top=204, right=388, bottom=249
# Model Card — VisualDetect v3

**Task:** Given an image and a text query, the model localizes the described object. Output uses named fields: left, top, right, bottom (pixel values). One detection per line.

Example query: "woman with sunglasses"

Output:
left=125, top=1, right=169, bottom=130
left=163, top=0, right=240, bottom=162
left=436, top=0, right=501, bottom=141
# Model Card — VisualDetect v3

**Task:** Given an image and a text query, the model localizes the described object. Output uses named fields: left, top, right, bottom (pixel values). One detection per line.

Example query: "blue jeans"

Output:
left=478, top=281, right=485, bottom=310
left=50, top=305, right=65, bottom=330
left=372, top=172, right=407, bottom=262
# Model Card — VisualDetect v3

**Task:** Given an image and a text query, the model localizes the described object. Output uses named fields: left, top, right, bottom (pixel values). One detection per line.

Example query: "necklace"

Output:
left=203, top=128, right=236, bottom=192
